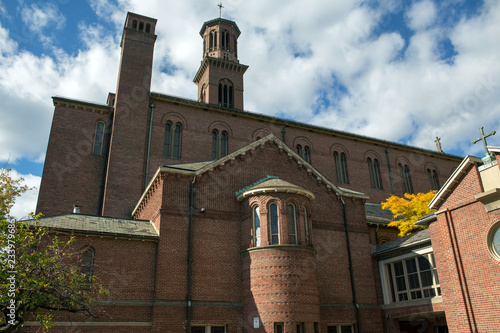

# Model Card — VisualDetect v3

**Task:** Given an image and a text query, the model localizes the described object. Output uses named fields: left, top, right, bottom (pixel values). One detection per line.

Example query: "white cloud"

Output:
left=21, top=3, right=66, bottom=32
left=7, top=169, right=41, bottom=220
left=406, top=0, right=437, bottom=31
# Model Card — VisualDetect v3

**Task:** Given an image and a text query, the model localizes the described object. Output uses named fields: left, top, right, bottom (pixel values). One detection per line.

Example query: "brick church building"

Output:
left=27, top=11, right=483, bottom=333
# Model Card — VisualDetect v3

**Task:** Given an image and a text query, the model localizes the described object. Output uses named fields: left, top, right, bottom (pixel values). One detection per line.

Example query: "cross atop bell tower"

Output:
left=194, top=16, right=248, bottom=110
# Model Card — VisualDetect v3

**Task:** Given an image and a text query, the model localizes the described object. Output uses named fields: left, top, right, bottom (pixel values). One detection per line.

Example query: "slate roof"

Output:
left=24, top=214, right=159, bottom=240
left=236, top=176, right=316, bottom=201
left=365, top=203, right=395, bottom=224
left=371, top=229, right=430, bottom=256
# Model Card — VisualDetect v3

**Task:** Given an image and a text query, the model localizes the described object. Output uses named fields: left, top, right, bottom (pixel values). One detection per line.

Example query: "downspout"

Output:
left=99, top=110, right=114, bottom=216
left=385, top=147, right=395, bottom=194
left=186, top=176, right=196, bottom=333
left=281, top=123, right=287, bottom=143
left=145, top=101, right=155, bottom=190
left=340, top=195, right=361, bottom=333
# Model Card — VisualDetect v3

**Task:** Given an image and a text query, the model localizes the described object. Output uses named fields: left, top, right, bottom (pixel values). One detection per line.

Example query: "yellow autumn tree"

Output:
left=381, top=190, right=437, bottom=237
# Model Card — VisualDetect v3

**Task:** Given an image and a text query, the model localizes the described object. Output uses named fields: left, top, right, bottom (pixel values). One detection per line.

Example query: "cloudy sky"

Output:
left=1, top=0, right=499, bottom=218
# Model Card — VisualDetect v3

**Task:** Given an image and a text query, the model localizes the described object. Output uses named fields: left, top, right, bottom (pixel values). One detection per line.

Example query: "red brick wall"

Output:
left=430, top=162, right=500, bottom=332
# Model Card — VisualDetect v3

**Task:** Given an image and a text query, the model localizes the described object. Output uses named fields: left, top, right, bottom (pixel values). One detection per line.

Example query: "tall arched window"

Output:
left=296, top=144, right=311, bottom=163
left=145, top=23, right=151, bottom=33
left=253, top=206, right=261, bottom=247
left=93, top=121, right=105, bottom=155
left=427, top=169, right=440, bottom=190
left=334, top=152, right=349, bottom=184
left=368, top=158, right=382, bottom=189
left=218, top=80, right=234, bottom=108
left=164, top=123, right=182, bottom=158
left=269, top=203, right=279, bottom=245
left=288, top=204, right=297, bottom=244
left=81, top=247, right=95, bottom=283
left=212, top=130, right=228, bottom=160
left=399, top=163, right=414, bottom=193
left=132, top=20, right=137, bottom=29
left=138, top=21, right=144, bottom=31
left=209, top=30, right=217, bottom=49
left=222, top=30, right=230, bottom=49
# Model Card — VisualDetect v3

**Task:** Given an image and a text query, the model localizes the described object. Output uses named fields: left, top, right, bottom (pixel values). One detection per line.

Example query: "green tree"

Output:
left=381, top=190, right=437, bottom=237
left=0, top=168, right=107, bottom=332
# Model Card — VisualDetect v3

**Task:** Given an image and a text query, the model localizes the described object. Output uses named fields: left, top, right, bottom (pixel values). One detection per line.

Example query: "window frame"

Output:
left=427, top=168, right=440, bottom=190
left=92, top=121, right=105, bottom=155
left=334, top=152, right=349, bottom=184
left=164, top=122, right=182, bottom=158
left=288, top=204, right=298, bottom=245
left=368, top=158, right=383, bottom=189
left=80, top=246, right=95, bottom=284
left=253, top=205, right=261, bottom=247
left=379, top=247, right=441, bottom=305
left=399, top=163, right=414, bottom=194
left=487, top=221, right=500, bottom=261
left=212, top=129, right=228, bottom=160
left=327, top=324, right=354, bottom=333
left=269, top=203, right=279, bottom=245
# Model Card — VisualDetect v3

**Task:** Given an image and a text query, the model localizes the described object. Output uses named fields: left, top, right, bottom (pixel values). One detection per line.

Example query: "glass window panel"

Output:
left=304, top=207, right=310, bottom=245
left=327, top=327, right=337, bottom=333
left=394, top=262, right=404, bottom=276
left=418, top=256, right=431, bottom=271
left=211, top=327, right=225, bottom=333
left=288, top=204, right=297, bottom=244
left=411, top=290, right=422, bottom=299
left=493, top=228, right=500, bottom=247
left=408, top=273, right=420, bottom=289
left=420, top=270, right=433, bottom=287
left=221, top=132, right=228, bottom=157
left=341, top=326, right=353, bottom=333
left=398, top=293, right=408, bottom=301
left=192, top=327, right=205, bottom=333
left=212, top=131, right=218, bottom=159
left=270, top=204, right=279, bottom=245
left=396, top=276, right=406, bottom=292
left=254, top=206, right=261, bottom=247
left=173, top=124, right=181, bottom=158
left=405, top=258, right=417, bottom=274
left=93, top=121, right=105, bottom=155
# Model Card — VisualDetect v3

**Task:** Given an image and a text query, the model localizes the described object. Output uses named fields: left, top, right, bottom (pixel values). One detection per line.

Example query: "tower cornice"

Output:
left=193, top=57, right=249, bottom=84
left=200, top=18, right=241, bottom=37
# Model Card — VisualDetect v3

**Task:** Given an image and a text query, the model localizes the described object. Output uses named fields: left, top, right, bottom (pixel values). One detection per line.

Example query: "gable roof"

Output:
left=371, top=229, right=430, bottom=256
left=24, top=214, right=159, bottom=240
left=428, top=155, right=482, bottom=209
left=133, top=134, right=368, bottom=216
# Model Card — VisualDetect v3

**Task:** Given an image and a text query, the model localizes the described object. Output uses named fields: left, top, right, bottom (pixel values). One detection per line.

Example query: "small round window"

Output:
left=488, top=222, right=500, bottom=261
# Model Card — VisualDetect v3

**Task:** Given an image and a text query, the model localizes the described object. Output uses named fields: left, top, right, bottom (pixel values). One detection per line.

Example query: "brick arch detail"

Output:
left=252, top=128, right=272, bottom=141
left=395, top=156, right=411, bottom=168
left=330, top=143, right=349, bottom=157
left=364, top=149, right=383, bottom=163
left=424, top=161, right=439, bottom=174
left=208, top=120, right=232, bottom=137
left=160, top=112, right=187, bottom=129
left=293, top=136, right=314, bottom=152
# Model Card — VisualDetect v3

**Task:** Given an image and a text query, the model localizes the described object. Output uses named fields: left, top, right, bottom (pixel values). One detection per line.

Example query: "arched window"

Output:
left=334, top=152, right=349, bottom=184
left=234, top=37, right=237, bottom=58
left=296, top=144, right=311, bottom=163
left=288, top=204, right=297, bottom=244
left=81, top=247, right=95, bottom=283
left=209, top=30, right=217, bottom=49
left=164, top=123, right=182, bottom=158
left=269, top=203, right=279, bottom=245
left=139, top=21, right=144, bottom=31
left=253, top=206, right=261, bottom=247
left=132, top=20, right=137, bottom=29
left=399, top=163, right=414, bottom=193
left=145, top=23, right=151, bottom=33
left=304, top=207, right=310, bottom=245
left=222, top=30, right=230, bottom=49
left=368, top=158, right=383, bottom=189
left=93, top=121, right=105, bottom=155
left=218, top=80, right=234, bottom=108
left=212, top=130, right=228, bottom=160
left=427, top=169, right=440, bottom=190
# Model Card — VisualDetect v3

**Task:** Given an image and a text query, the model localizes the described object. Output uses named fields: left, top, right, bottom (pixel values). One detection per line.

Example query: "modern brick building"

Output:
left=29, top=11, right=470, bottom=333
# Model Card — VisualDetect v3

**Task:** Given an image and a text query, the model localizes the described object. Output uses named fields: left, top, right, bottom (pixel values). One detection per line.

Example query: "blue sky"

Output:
left=1, top=0, right=500, bottom=218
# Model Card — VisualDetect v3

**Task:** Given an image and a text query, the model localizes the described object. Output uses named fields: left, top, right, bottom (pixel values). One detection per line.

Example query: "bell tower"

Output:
left=194, top=18, right=248, bottom=110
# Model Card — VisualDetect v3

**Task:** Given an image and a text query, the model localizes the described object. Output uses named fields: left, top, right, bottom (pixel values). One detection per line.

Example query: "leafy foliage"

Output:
left=381, top=191, right=437, bottom=237
left=0, top=168, right=108, bottom=332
